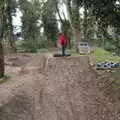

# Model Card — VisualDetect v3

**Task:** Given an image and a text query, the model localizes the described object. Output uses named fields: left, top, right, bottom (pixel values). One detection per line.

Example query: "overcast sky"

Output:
left=12, top=8, right=22, bottom=26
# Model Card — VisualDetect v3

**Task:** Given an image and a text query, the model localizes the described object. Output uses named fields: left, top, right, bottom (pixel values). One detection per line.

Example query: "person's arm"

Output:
left=57, top=39, right=62, bottom=48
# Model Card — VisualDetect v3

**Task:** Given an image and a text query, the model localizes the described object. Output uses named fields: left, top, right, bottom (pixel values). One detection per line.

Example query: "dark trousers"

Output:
left=61, top=46, right=65, bottom=56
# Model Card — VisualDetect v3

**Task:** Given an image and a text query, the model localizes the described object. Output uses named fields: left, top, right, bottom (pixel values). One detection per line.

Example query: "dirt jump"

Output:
left=0, top=53, right=119, bottom=120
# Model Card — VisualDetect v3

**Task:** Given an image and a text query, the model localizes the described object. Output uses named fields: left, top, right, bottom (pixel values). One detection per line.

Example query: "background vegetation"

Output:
left=0, top=0, right=120, bottom=77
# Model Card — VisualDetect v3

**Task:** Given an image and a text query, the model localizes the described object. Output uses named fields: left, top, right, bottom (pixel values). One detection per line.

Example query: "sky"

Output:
left=12, top=8, right=22, bottom=26
left=12, top=8, right=22, bottom=33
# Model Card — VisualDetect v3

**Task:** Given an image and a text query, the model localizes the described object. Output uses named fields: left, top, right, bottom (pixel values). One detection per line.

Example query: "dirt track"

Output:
left=0, top=54, right=119, bottom=120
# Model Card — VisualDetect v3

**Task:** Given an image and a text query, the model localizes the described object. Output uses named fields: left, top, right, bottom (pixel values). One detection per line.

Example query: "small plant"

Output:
left=0, top=75, right=10, bottom=84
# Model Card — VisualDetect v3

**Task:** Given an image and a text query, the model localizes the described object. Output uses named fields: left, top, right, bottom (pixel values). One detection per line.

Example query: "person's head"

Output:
left=59, top=32, right=65, bottom=36
left=59, top=32, right=62, bottom=36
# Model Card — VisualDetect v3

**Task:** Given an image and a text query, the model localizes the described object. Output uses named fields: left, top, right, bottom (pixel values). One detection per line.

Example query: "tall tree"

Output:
left=79, top=0, right=120, bottom=27
left=0, top=0, right=5, bottom=77
left=5, top=0, right=17, bottom=52
left=42, top=0, right=59, bottom=45
left=20, top=0, right=41, bottom=52
left=83, top=5, right=88, bottom=42
left=65, top=0, right=81, bottom=50
left=52, top=0, right=72, bottom=48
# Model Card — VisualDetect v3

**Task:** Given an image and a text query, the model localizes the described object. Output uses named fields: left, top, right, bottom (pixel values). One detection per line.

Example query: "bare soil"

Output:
left=0, top=53, right=119, bottom=120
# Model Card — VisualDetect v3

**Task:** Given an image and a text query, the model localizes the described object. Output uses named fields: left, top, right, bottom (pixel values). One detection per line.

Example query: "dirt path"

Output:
left=0, top=54, right=119, bottom=120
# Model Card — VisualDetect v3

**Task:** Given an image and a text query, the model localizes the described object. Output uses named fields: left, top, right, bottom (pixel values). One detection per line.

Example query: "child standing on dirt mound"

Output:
left=57, top=32, right=68, bottom=56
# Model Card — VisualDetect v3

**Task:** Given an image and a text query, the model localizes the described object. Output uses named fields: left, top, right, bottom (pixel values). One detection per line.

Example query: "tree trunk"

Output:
left=66, top=0, right=81, bottom=51
left=72, top=27, right=80, bottom=52
left=83, top=6, right=88, bottom=42
left=8, top=29, right=17, bottom=52
left=8, top=9, right=17, bottom=52
left=0, top=42, right=4, bottom=77
left=0, top=1, right=5, bottom=77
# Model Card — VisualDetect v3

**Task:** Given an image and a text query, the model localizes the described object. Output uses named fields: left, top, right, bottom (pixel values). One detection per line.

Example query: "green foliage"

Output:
left=91, top=48, right=110, bottom=55
left=72, top=0, right=120, bottom=51
left=19, top=0, right=42, bottom=52
left=14, top=0, right=120, bottom=53
left=104, top=42, right=116, bottom=52
left=80, top=0, right=120, bottom=27
left=36, top=48, right=49, bottom=53
left=0, top=74, right=10, bottom=84
left=42, top=0, right=59, bottom=42
left=19, top=0, right=59, bottom=51
left=22, top=39, right=37, bottom=52
left=0, top=0, right=6, bottom=77
left=3, top=0, right=17, bottom=52
left=0, top=73, right=4, bottom=79
left=71, top=2, right=80, bottom=29
left=5, top=0, right=17, bottom=27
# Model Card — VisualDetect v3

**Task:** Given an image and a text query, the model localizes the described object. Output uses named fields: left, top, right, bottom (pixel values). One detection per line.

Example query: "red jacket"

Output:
left=59, top=33, right=67, bottom=47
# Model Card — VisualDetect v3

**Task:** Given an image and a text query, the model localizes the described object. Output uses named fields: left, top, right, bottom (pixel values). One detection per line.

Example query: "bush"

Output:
left=104, top=42, right=116, bottom=52
left=21, top=40, right=37, bottom=53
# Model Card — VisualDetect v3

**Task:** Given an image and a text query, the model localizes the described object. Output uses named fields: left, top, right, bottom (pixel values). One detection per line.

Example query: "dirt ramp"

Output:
left=39, top=56, right=118, bottom=120
left=0, top=56, right=119, bottom=120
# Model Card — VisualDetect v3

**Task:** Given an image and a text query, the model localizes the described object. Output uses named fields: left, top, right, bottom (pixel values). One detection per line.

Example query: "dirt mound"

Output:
left=0, top=55, right=119, bottom=120
left=39, top=56, right=119, bottom=120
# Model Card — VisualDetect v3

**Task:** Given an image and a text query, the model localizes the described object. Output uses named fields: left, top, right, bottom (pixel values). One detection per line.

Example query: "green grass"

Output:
left=90, top=47, right=120, bottom=63
left=66, top=48, right=76, bottom=53
left=0, top=75, right=10, bottom=84
left=36, top=48, right=50, bottom=53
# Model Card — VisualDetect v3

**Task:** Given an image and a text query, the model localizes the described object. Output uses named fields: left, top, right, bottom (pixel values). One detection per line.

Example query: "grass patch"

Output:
left=36, top=48, right=49, bottom=53
left=90, top=47, right=120, bottom=63
left=66, top=48, right=76, bottom=53
left=0, top=75, right=10, bottom=84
